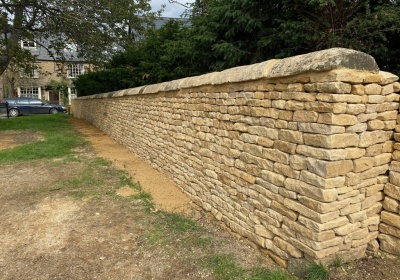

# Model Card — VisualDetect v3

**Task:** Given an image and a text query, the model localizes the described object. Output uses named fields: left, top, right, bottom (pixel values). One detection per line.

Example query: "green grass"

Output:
left=305, top=263, right=329, bottom=280
left=0, top=114, right=85, bottom=164
left=204, top=254, right=291, bottom=280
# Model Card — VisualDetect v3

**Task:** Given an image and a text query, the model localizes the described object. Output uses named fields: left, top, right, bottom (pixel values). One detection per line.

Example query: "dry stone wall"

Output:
left=72, top=48, right=400, bottom=267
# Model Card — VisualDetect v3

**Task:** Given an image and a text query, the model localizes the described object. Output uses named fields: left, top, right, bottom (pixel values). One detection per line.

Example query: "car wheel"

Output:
left=8, top=108, right=19, bottom=117
left=50, top=108, right=58, bottom=114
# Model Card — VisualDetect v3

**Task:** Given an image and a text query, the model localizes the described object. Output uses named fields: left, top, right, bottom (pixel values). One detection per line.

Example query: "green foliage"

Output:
left=0, top=115, right=84, bottom=164
left=306, top=262, right=329, bottom=280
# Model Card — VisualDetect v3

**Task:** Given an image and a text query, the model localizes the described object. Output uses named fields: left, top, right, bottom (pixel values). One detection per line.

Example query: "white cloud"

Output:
left=150, top=0, right=194, bottom=18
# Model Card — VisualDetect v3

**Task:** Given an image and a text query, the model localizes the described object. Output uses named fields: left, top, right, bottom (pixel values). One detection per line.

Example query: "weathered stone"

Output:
left=315, top=82, right=352, bottom=94
left=298, top=123, right=345, bottom=135
left=254, top=225, right=274, bottom=239
left=274, top=237, right=303, bottom=258
left=383, top=197, right=399, bottom=213
left=298, top=195, right=351, bottom=214
left=379, top=223, right=400, bottom=239
left=379, top=234, right=400, bottom=255
left=284, top=198, right=340, bottom=223
left=300, top=170, right=345, bottom=189
left=293, top=111, right=319, bottom=122
left=379, top=71, right=399, bottom=85
left=310, top=69, right=366, bottom=83
left=381, top=211, right=400, bottom=229
left=364, top=84, right=382, bottom=95
left=285, top=178, right=338, bottom=202
left=346, top=148, right=366, bottom=159
left=303, top=133, right=359, bottom=149
left=305, top=101, right=347, bottom=113
left=318, top=113, right=358, bottom=126
left=316, top=93, right=362, bottom=103
left=334, top=222, right=361, bottom=236
left=359, top=131, right=391, bottom=147
left=279, top=129, right=304, bottom=144
left=297, top=145, right=347, bottom=160
left=353, top=157, right=374, bottom=172
left=306, top=158, right=354, bottom=178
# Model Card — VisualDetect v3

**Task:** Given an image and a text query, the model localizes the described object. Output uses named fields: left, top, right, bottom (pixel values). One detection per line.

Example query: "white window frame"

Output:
left=18, top=87, right=41, bottom=98
left=67, top=64, right=84, bottom=78
left=21, top=40, right=37, bottom=49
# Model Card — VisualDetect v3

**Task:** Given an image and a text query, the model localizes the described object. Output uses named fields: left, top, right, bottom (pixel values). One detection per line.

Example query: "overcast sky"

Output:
left=150, top=0, right=195, bottom=18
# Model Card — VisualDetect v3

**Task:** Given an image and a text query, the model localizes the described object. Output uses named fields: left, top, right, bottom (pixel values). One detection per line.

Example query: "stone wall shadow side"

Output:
left=72, top=48, right=400, bottom=268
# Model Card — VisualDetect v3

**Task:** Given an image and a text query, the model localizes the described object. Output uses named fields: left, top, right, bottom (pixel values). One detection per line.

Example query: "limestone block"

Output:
left=284, top=198, right=340, bottom=223
left=304, top=83, right=318, bottom=92
left=340, top=202, right=362, bottom=216
left=385, top=93, right=400, bottom=102
left=303, top=133, right=359, bottom=149
left=366, top=202, right=382, bottom=217
left=394, top=82, right=400, bottom=92
left=367, top=120, right=384, bottom=130
left=361, top=215, right=380, bottom=228
left=298, top=215, right=349, bottom=233
left=274, top=163, right=300, bottom=179
left=345, top=227, right=369, bottom=243
left=390, top=172, right=400, bottom=186
left=318, top=113, right=358, bottom=126
left=250, top=107, right=279, bottom=118
left=281, top=92, right=317, bottom=101
left=379, top=223, right=400, bottom=239
left=297, top=145, right=347, bottom=160
left=298, top=123, right=345, bottom=135
left=271, top=200, right=299, bottom=221
left=263, top=148, right=290, bottom=164
left=254, top=225, right=274, bottom=239
left=272, top=238, right=302, bottom=259
left=367, top=95, right=386, bottom=104
left=379, top=71, right=399, bottom=85
left=359, top=131, right=391, bottom=147
left=300, top=170, right=345, bottom=189
left=385, top=183, right=400, bottom=201
left=383, top=197, right=399, bottom=213
left=346, top=123, right=368, bottom=133
left=285, top=178, right=338, bottom=202
left=346, top=104, right=366, bottom=115
left=317, top=93, right=362, bottom=103
left=365, top=143, right=384, bottom=157
left=348, top=211, right=367, bottom=223
left=315, top=82, right=352, bottom=94
left=290, top=238, right=340, bottom=260
left=383, top=120, right=396, bottom=130
left=351, top=84, right=365, bottom=95
left=275, top=120, right=288, bottom=129
left=279, top=188, right=298, bottom=199
left=364, top=184, right=384, bottom=197
left=274, top=140, right=297, bottom=154
left=379, top=234, right=400, bottom=255
left=290, top=155, right=308, bottom=170
left=239, top=133, right=259, bottom=144
left=364, top=84, right=382, bottom=95
left=298, top=195, right=351, bottom=214
left=306, top=158, right=353, bottom=178
left=287, top=83, right=305, bottom=92
left=381, top=211, right=400, bottom=228
left=310, top=69, right=367, bottom=83
left=351, top=231, right=378, bottom=248
left=296, top=234, right=343, bottom=251
left=267, top=48, right=379, bottom=79
left=293, top=110, right=319, bottom=122
left=357, top=112, right=378, bottom=123
left=334, top=221, right=361, bottom=236
left=261, top=170, right=285, bottom=187
left=390, top=161, right=400, bottom=173
left=305, top=102, right=347, bottom=113
left=377, top=110, right=398, bottom=121
left=284, top=100, right=305, bottom=111
left=353, top=157, right=373, bottom=172
left=382, top=84, right=394, bottom=95
left=346, top=148, right=366, bottom=159
left=279, top=129, right=304, bottom=144
left=272, top=100, right=286, bottom=109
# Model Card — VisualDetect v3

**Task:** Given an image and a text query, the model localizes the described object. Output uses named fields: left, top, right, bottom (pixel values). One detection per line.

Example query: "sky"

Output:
left=150, top=0, right=195, bottom=18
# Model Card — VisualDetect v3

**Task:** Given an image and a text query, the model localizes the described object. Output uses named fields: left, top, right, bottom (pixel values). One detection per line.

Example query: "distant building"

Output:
left=0, top=39, right=91, bottom=105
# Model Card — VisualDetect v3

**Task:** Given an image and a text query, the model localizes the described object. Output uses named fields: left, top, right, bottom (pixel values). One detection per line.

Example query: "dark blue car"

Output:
left=2, top=97, right=67, bottom=117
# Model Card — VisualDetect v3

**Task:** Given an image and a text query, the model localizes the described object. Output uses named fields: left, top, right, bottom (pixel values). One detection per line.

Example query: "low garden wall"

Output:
left=72, top=48, right=400, bottom=267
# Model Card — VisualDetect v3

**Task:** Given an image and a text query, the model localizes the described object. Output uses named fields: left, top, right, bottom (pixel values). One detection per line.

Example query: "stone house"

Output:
left=0, top=39, right=91, bottom=105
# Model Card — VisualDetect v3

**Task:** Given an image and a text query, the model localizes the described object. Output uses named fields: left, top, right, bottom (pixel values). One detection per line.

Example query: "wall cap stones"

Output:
left=77, top=48, right=381, bottom=100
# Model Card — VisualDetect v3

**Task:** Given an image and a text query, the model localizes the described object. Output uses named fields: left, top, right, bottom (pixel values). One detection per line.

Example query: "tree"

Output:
left=0, top=0, right=154, bottom=76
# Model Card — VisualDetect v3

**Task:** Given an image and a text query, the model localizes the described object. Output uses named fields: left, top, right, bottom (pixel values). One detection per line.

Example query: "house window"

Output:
left=21, top=40, right=36, bottom=49
left=19, top=87, right=40, bottom=98
left=20, top=65, right=39, bottom=79
left=67, top=64, right=84, bottom=78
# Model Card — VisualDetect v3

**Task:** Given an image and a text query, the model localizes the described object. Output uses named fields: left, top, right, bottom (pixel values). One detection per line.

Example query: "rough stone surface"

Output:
left=72, top=48, right=399, bottom=265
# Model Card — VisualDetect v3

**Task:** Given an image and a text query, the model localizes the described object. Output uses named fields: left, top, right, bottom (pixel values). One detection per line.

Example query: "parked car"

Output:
left=1, top=97, right=67, bottom=117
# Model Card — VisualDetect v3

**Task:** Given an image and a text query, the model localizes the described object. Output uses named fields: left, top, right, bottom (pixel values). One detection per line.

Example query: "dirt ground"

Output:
left=1, top=117, right=399, bottom=279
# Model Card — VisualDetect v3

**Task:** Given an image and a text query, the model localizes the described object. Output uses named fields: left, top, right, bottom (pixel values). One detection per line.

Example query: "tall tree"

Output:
left=0, top=0, right=154, bottom=75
